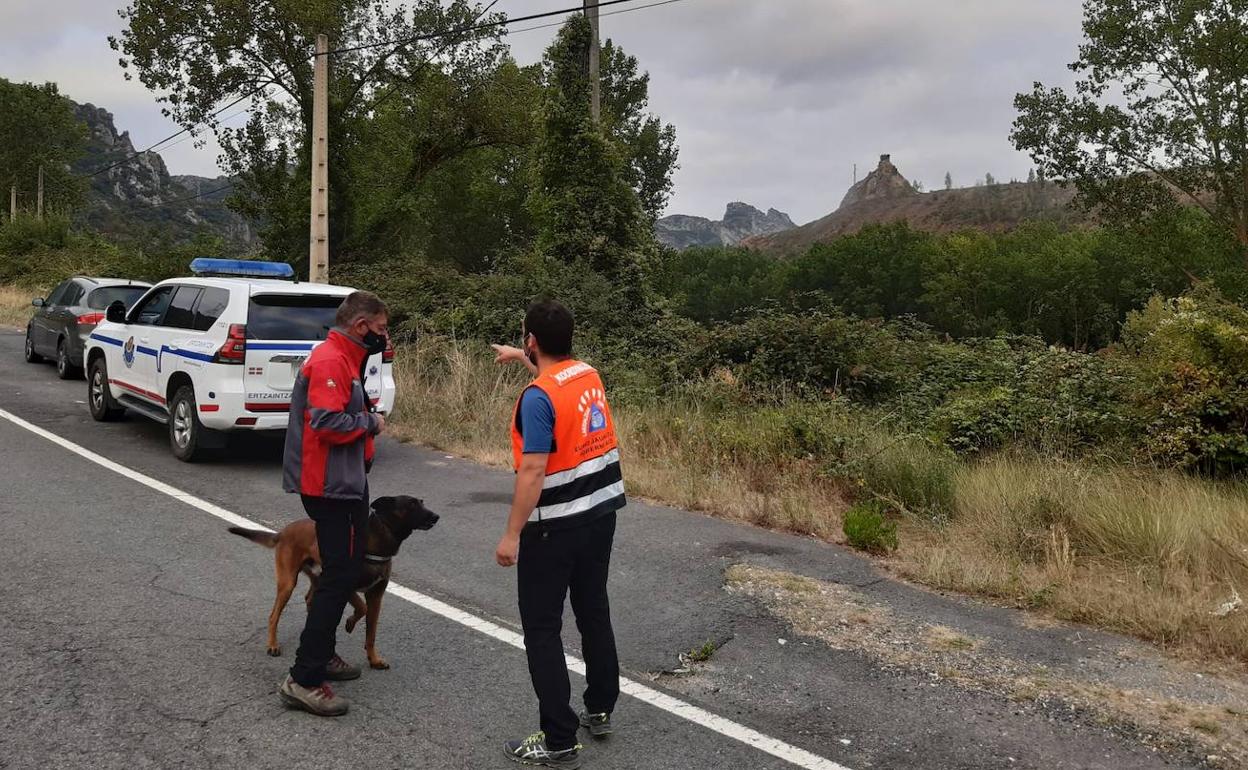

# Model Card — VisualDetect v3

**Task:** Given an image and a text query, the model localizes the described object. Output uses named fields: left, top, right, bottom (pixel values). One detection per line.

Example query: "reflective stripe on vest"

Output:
left=510, top=361, right=624, bottom=524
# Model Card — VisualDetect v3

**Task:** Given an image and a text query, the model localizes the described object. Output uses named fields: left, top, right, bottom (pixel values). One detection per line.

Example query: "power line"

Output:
left=140, top=105, right=253, bottom=157
left=321, top=0, right=648, bottom=57
left=367, top=0, right=503, bottom=112
left=507, top=0, right=687, bottom=36
left=78, top=0, right=687, bottom=183
left=85, top=86, right=267, bottom=178
left=135, top=182, right=234, bottom=209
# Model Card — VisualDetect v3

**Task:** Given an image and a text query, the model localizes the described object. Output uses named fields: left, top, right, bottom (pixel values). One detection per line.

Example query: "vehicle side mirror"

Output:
left=31, top=298, right=44, bottom=307
left=106, top=300, right=127, bottom=324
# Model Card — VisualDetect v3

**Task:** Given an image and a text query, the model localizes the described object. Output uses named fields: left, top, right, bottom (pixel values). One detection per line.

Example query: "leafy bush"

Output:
left=0, top=220, right=221, bottom=288
left=0, top=215, right=72, bottom=255
left=1122, top=288, right=1248, bottom=474
left=693, top=306, right=906, bottom=400
left=842, top=500, right=899, bottom=554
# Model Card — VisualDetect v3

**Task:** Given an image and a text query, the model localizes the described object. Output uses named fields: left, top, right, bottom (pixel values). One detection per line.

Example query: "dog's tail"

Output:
left=228, top=526, right=279, bottom=548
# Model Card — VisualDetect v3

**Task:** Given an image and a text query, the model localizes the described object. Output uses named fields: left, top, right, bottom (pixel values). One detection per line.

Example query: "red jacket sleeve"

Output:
left=304, top=359, right=377, bottom=446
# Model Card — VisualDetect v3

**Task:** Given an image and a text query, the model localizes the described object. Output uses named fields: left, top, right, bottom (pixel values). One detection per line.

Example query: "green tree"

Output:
left=0, top=79, right=86, bottom=218
left=653, top=246, right=784, bottom=323
left=111, top=0, right=517, bottom=267
left=1013, top=0, right=1248, bottom=260
left=598, top=40, right=678, bottom=222
left=527, top=15, right=648, bottom=280
left=787, top=222, right=934, bottom=319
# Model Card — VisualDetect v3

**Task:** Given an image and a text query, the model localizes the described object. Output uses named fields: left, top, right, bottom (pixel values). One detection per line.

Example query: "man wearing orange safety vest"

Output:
left=492, top=300, right=624, bottom=769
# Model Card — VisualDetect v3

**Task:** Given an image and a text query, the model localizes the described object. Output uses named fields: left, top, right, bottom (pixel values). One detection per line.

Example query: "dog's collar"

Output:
left=364, top=553, right=392, bottom=564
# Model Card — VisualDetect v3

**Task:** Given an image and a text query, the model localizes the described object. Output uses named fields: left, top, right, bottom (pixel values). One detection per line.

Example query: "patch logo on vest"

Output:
left=122, top=336, right=136, bottom=368
left=578, top=387, right=608, bottom=435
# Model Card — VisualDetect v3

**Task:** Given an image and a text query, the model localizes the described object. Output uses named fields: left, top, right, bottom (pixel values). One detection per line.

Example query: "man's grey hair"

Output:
left=335, top=290, right=388, bottom=328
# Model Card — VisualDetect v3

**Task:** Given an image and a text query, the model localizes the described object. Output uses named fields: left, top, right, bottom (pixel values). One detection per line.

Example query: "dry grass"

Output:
left=897, top=457, right=1248, bottom=661
left=389, top=335, right=1248, bottom=664
left=388, top=335, right=848, bottom=538
left=0, top=284, right=36, bottom=329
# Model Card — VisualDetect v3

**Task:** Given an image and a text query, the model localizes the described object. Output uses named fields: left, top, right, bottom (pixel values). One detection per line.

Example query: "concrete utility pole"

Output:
left=308, top=34, right=330, bottom=283
left=36, top=165, right=44, bottom=220
left=585, top=0, right=600, bottom=122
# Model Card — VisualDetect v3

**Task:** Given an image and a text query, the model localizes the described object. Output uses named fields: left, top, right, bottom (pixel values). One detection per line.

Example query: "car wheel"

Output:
left=169, top=385, right=213, bottom=462
left=56, top=339, right=81, bottom=380
left=88, top=358, right=124, bottom=421
left=24, top=328, right=43, bottom=363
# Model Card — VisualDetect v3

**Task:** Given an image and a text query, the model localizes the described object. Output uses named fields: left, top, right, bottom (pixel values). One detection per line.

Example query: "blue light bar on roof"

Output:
left=189, top=258, right=295, bottom=279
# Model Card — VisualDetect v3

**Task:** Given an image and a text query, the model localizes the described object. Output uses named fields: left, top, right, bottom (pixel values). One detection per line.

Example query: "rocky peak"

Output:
left=722, top=202, right=795, bottom=235
left=65, top=96, right=255, bottom=250
left=655, top=202, right=797, bottom=250
left=839, top=153, right=917, bottom=210
left=73, top=101, right=172, bottom=204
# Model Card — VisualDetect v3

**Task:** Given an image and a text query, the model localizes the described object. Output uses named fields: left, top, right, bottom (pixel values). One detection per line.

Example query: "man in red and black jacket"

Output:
left=277, top=291, right=388, bottom=717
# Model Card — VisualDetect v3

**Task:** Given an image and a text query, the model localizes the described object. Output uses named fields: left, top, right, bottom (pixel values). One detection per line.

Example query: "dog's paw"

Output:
left=368, top=658, right=390, bottom=670
left=345, top=617, right=359, bottom=634
left=267, top=646, right=282, bottom=657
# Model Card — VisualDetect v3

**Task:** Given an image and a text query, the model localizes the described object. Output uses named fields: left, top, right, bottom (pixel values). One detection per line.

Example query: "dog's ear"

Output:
left=371, top=496, right=397, bottom=514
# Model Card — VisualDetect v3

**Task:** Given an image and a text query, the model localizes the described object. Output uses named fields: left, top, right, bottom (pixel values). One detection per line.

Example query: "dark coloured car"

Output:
left=24, top=277, right=152, bottom=379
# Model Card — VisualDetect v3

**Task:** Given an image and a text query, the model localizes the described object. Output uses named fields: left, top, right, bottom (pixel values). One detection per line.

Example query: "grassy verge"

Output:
left=391, top=336, right=1248, bottom=665
left=0, top=285, right=35, bottom=329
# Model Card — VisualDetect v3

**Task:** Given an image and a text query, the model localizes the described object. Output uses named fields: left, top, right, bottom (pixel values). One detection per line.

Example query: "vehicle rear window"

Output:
left=246, top=294, right=345, bottom=341
left=87, top=286, right=149, bottom=310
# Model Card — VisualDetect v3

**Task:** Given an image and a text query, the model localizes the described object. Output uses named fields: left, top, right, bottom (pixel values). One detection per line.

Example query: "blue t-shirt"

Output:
left=518, top=386, right=556, bottom=454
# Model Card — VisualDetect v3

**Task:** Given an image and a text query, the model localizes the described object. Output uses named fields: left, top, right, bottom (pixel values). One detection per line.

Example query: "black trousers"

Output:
left=517, top=511, right=621, bottom=751
left=289, top=494, right=367, bottom=687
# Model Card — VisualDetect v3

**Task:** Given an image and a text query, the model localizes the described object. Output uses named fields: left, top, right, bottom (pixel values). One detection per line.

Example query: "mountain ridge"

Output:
left=70, top=101, right=256, bottom=251
left=747, top=155, right=1081, bottom=254
left=656, top=201, right=795, bottom=249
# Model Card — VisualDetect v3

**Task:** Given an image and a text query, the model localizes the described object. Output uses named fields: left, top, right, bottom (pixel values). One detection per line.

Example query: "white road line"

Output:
left=0, top=407, right=852, bottom=770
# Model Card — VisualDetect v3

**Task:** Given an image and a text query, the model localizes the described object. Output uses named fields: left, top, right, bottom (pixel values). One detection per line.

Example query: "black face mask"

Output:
left=362, top=330, right=387, bottom=355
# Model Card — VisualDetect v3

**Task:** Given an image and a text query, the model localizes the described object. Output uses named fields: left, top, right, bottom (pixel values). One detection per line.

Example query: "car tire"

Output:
left=24, top=327, right=43, bottom=363
left=88, top=358, right=124, bottom=421
left=169, top=385, right=214, bottom=462
left=56, top=338, right=81, bottom=380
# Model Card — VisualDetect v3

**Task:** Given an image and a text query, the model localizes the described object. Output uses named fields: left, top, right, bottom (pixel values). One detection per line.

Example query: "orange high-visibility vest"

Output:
left=510, top=359, right=625, bottom=525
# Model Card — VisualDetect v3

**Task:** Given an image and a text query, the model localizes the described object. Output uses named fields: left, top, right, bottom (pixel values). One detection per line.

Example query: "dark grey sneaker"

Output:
left=578, top=711, right=613, bottom=738
left=278, top=675, right=349, bottom=716
left=325, top=654, right=361, bottom=681
left=503, top=731, right=583, bottom=768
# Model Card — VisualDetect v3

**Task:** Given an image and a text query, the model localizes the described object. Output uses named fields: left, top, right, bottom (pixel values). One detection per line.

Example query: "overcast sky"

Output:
left=1, top=0, right=1084, bottom=224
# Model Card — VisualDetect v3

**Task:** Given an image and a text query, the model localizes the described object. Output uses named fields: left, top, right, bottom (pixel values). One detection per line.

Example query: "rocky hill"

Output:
left=71, top=102, right=256, bottom=251
left=748, top=155, right=1080, bottom=254
left=656, top=202, right=795, bottom=249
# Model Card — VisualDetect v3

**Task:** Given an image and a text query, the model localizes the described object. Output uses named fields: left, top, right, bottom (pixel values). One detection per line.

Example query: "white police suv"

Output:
left=83, top=259, right=395, bottom=461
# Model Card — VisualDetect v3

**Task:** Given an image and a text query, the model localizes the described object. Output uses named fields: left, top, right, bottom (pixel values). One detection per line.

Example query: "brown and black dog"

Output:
left=229, top=495, right=439, bottom=670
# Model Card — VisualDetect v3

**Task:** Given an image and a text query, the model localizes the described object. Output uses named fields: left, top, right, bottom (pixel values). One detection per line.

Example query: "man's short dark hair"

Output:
left=336, top=291, right=388, bottom=328
left=524, top=299, right=574, bottom=357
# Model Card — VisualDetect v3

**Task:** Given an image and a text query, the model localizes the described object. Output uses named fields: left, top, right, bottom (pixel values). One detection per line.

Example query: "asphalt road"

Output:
left=0, top=330, right=1201, bottom=770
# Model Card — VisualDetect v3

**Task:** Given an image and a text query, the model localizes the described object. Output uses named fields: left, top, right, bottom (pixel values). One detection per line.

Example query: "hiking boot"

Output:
left=503, top=731, right=583, bottom=768
left=578, top=711, right=613, bottom=738
left=278, top=675, right=349, bottom=716
left=325, top=654, right=361, bottom=681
